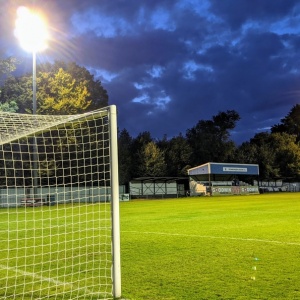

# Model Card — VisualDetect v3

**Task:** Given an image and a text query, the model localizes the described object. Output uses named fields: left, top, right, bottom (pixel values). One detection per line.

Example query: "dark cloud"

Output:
left=1, top=0, right=300, bottom=144
left=71, top=30, right=187, bottom=72
left=209, top=0, right=299, bottom=29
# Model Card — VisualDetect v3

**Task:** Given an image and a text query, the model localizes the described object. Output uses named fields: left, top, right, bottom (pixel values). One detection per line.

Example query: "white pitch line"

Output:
left=122, top=230, right=300, bottom=246
left=0, top=264, right=67, bottom=287
left=0, top=264, right=106, bottom=298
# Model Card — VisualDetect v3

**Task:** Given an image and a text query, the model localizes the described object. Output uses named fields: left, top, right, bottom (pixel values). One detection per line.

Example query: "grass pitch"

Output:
left=0, top=193, right=299, bottom=299
left=0, top=203, right=113, bottom=300
left=120, top=193, right=300, bottom=300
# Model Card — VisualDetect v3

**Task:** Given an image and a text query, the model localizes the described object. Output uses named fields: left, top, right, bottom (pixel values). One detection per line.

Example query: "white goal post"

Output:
left=0, top=105, right=121, bottom=299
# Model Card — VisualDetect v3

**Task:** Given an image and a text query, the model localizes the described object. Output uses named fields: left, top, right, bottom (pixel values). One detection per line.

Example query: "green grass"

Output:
left=1, top=193, right=300, bottom=299
left=0, top=203, right=113, bottom=300
left=120, top=193, right=300, bottom=300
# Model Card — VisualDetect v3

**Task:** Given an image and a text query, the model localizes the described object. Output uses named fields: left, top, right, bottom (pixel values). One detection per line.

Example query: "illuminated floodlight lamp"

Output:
left=14, top=6, right=48, bottom=53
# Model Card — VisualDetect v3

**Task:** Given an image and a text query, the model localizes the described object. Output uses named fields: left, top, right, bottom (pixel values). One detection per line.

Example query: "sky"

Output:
left=1, top=0, right=300, bottom=144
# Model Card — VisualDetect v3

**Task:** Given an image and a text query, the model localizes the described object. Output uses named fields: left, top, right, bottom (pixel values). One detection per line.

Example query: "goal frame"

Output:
left=109, top=105, right=121, bottom=298
left=0, top=105, right=121, bottom=299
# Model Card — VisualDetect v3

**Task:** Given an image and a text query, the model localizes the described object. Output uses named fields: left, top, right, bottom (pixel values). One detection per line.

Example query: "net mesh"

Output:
left=0, top=107, right=115, bottom=299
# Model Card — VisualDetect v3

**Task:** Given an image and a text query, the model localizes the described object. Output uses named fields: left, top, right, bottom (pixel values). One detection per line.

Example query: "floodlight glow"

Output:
left=14, top=6, right=48, bottom=53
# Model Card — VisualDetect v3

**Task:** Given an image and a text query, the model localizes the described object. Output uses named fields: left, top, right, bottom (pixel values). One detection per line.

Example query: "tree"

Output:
left=0, top=55, right=19, bottom=112
left=38, top=68, right=91, bottom=114
left=271, top=104, right=300, bottom=142
left=0, top=100, right=18, bottom=112
left=138, top=141, right=166, bottom=177
left=270, top=133, right=300, bottom=179
left=247, top=132, right=279, bottom=179
left=129, top=131, right=153, bottom=176
left=158, top=134, right=192, bottom=176
left=237, top=131, right=300, bottom=180
left=0, top=76, right=30, bottom=112
left=0, top=61, right=108, bottom=114
left=39, top=61, right=108, bottom=110
left=118, top=129, right=134, bottom=184
left=213, top=110, right=240, bottom=135
left=186, top=110, right=239, bottom=165
left=62, top=61, right=108, bottom=110
left=0, top=56, right=18, bottom=80
left=234, top=141, right=257, bottom=164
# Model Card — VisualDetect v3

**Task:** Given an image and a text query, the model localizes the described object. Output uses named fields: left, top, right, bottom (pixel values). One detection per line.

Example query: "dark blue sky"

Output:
left=1, top=0, right=300, bottom=144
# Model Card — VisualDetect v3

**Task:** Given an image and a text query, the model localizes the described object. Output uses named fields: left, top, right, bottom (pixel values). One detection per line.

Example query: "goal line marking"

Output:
left=122, top=230, right=300, bottom=246
left=0, top=264, right=106, bottom=297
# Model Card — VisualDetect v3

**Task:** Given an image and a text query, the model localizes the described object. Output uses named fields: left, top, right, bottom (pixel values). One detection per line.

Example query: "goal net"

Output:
left=0, top=105, right=121, bottom=299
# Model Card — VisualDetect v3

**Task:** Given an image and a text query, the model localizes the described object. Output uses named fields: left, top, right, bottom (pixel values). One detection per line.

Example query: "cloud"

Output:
left=1, top=0, right=300, bottom=144
left=209, top=0, right=300, bottom=29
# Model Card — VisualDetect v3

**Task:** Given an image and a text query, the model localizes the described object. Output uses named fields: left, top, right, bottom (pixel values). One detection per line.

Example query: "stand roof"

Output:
left=188, top=162, right=259, bottom=181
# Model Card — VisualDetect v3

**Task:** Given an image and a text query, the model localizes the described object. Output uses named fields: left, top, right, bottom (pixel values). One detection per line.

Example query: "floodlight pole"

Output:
left=33, top=51, right=37, bottom=115
left=14, top=6, right=48, bottom=199
left=32, top=51, right=38, bottom=197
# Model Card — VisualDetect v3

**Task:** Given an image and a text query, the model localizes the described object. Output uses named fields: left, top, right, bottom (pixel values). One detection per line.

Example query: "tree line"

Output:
left=118, top=106, right=300, bottom=183
left=1, top=56, right=300, bottom=184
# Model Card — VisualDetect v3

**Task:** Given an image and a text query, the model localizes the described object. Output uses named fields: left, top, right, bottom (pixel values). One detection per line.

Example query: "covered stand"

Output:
left=188, top=162, right=259, bottom=196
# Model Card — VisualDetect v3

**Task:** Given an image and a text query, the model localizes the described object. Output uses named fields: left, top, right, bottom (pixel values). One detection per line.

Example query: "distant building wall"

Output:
left=129, top=181, right=180, bottom=198
left=0, top=186, right=127, bottom=207
left=129, top=177, right=189, bottom=198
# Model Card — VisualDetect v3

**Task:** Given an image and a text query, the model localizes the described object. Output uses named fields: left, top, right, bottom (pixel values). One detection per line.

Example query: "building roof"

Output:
left=188, top=162, right=259, bottom=176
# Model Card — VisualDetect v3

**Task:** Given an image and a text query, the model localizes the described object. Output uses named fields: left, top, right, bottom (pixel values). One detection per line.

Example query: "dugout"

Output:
left=129, top=177, right=189, bottom=199
left=188, top=162, right=259, bottom=196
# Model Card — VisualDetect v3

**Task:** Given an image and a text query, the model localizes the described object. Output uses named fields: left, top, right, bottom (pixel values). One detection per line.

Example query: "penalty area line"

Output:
left=122, top=230, right=300, bottom=246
